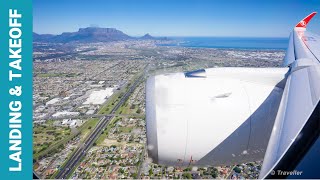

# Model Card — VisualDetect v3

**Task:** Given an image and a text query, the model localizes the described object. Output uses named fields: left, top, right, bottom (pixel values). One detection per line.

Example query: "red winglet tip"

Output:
left=295, top=12, right=317, bottom=28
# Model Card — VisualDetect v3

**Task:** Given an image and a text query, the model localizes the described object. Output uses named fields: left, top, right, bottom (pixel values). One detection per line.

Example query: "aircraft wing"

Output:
left=145, top=12, right=320, bottom=179
left=260, top=12, right=320, bottom=179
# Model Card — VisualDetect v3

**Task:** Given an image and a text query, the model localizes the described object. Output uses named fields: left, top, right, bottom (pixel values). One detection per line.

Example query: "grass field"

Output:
left=33, top=118, right=99, bottom=161
left=33, top=125, right=71, bottom=157
left=95, top=129, right=108, bottom=145
left=78, top=118, right=99, bottom=141
left=115, top=100, right=141, bottom=115
left=119, top=126, right=134, bottom=133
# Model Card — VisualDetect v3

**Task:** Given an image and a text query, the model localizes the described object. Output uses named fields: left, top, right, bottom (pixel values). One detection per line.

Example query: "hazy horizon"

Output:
left=33, top=27, right=290, bottom=38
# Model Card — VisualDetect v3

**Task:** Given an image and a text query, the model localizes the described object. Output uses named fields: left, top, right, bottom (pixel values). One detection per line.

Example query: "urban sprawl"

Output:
left=33, top=38, right=284, bottom=179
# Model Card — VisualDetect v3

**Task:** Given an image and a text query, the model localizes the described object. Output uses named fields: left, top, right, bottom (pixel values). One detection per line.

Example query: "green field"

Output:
left=115, top=100, right=142, bottom=115
left=33, top=118, right=99, bottom=161
left=78, top=118, right=99, bottom=141
left=95, top=129, right=108, bottom=145
left=33, top=125, right=71, bottom=157
left=119, top=126, right=134, bottom=133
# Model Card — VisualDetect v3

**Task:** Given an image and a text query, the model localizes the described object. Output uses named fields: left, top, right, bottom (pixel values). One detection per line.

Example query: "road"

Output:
left=55, top=72, right=145, bottom=179
left=55, top=116, right=110, bottom=179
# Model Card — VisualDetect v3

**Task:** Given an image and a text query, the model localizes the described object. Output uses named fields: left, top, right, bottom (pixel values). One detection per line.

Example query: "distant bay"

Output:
left=159, top=37, right=288, bottom=50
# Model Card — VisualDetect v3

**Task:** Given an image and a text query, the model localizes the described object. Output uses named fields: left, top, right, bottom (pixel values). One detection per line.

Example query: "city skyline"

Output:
left=33, top=0, right=320, bottom=37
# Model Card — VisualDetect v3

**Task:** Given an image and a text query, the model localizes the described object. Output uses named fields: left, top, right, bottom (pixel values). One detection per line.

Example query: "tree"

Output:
left=132, top=173, right=138, bottom=179
left=183, top=167, right=191, bottom=172
left=248, top=162, right=254, bottom=166
left=118, top=168, right=125, bottom=174
left=58, top=144, right=64, bottom=149
left=182, top=173, right=192, bottom=179
left=233, top=166, right=241, bottom=173
left=211, top=168, right=219, bottom=178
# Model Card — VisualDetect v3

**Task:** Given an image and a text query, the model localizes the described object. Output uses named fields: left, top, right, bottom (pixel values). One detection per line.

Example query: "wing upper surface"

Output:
left=260, top=12, right=320, bottom=178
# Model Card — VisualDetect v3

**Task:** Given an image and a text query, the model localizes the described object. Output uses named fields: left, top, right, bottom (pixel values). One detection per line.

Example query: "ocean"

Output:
left=160, top=37, right=289, bottom=50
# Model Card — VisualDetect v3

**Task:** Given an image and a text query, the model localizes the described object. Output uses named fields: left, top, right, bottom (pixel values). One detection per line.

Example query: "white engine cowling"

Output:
left=146, top=67, right=288, bottom=166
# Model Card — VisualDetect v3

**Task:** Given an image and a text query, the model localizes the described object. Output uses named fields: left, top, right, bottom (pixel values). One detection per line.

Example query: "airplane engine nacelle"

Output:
left=146, top=68, right=288, bottom=166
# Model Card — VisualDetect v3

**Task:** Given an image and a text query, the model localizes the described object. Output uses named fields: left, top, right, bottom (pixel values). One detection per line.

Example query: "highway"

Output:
left=55, top=72, right=145, bottom=179
left=55, top=116, right=110, bottom=179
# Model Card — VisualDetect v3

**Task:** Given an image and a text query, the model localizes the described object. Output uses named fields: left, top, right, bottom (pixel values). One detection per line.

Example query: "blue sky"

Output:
left=33, top=0, right=320, bottom=37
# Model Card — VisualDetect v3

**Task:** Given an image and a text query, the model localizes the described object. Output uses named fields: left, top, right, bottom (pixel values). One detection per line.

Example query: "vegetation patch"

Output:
left=33, top=124, right=71, bottom=158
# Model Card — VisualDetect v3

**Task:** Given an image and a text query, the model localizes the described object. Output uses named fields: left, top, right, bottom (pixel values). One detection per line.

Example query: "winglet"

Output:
left=295, top=12, right=317, bottom=29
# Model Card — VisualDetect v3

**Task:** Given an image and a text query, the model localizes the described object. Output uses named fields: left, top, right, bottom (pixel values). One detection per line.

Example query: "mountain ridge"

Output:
left=33, top=27, right=165, bottom=43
